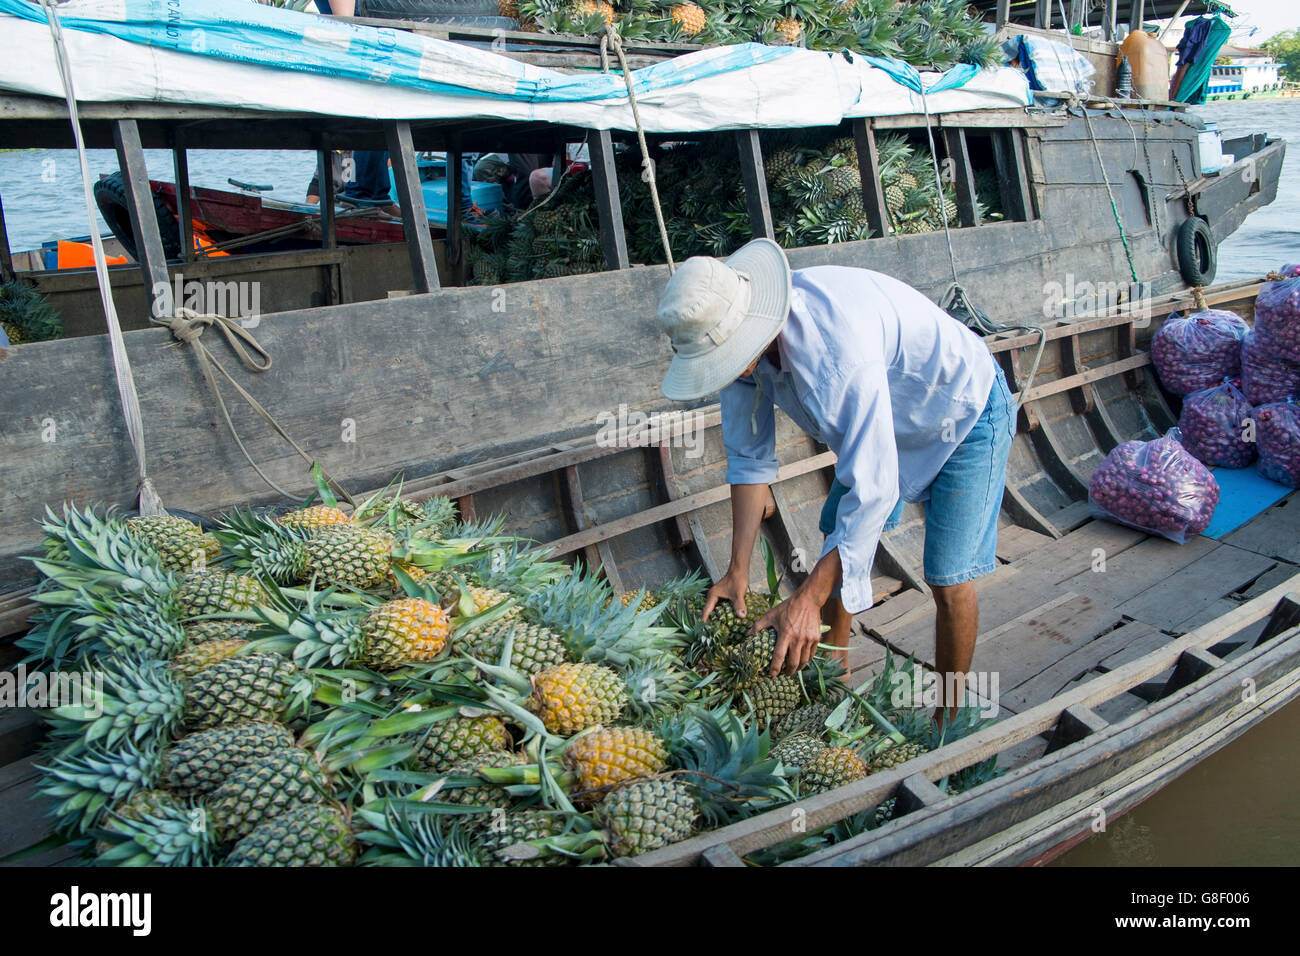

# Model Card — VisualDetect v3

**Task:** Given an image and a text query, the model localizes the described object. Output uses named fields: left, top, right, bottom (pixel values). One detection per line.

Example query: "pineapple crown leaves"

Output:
left=37, top=739, right=161, bottom=835
left=92, top=794, right=216, bottom=867
left=355, top=801, right=487, bottom=866
left=0, top=278, right=63, bottom=342
left=44, top=652, right=185, bottom=755
left=30, top=505, right=176, bottom=602
left=619, top=654, right=700, bottom=726
left=665, top=706, right=792, bottom=826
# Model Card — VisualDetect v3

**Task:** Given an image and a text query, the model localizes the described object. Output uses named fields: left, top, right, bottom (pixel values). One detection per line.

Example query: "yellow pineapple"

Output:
left=774, top=16, right=802, bottom=45
left=571, top=0, right=614, bottom=25
left=563, top=727, right=668, bottom=800
left=360, top=597, right=451, bottom=671
left=531, top=663, right=627, bottom=736
left=669, top=1, right=706, bottom=35
left=276, top=505, right=351, bottom=531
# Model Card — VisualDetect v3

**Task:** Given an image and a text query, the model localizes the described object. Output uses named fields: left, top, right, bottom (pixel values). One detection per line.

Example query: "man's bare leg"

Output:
left=931, top=581, right=978, bottom=725
left=821, top=589, right=852, bottom=675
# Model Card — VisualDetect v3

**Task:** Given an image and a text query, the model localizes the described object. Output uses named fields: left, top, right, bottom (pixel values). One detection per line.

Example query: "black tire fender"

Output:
left=92, top=171, right=183, bottom=262
left=1175, top=216, right=1216, bottom=288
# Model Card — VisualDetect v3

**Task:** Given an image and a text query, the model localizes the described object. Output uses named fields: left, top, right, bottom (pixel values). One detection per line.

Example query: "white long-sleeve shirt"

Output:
left=719, top=266, right=996, bottom=614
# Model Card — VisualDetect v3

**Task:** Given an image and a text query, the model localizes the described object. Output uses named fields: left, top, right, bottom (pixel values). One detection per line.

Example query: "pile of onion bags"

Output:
left=1256, top=400, right=1300, bottom=489
left=1179, top=379, right=1256, bottom=468
left=1254, top=273, right=1300, bottom=363
left=1151, top=309, right=1250, bottom=395
left=1088, top=429, right=1220, bottom=543
left=1240, top=330, right=1300, bottom=405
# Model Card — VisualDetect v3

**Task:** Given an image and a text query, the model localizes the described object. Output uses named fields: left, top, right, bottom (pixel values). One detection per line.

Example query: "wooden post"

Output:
left=851, top=119, right=891, bottom=239
left=447, top=135, right=465, bottom=282
left=734, top=129, right=774, bottom=241
left=112, top=119, right=170, bottom=314
left=318, top=145, right=337, bottom=251
left=172, top=131, right=195, bottom=263
left=588, top=129, right=630, bottom=269
left=991, top=129, right=1033, bottom=222
left=943, top=128, right=980, bottom=228
left=1164, top=647, right=1223, bottom=695
left=1045, top=704, right=1109, bottom=753
left=1102, top=0, right=1117, bottom=41
left=1128, top=0, right=1145, bottom=32
left=996, top=0, right=1010, bottom=29
left=0, top=192, right=14, bottom=284
left=1035, top=0, right=1049, bottom=30
left=384, top=120, right=439, bottom=293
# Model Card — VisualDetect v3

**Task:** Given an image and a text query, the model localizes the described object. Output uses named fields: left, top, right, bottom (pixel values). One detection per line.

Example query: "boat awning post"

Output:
left=1035, top=0, right=1050, bottom=30
left=991, top=129, right=1034, bottom=222
left=1129, top=0, right=1145, bottom=31
left=112, top=119, right=169, bottom=315
left=588, top=129, right=630, bottom=269
left=447, top=132, right=464, bottom=284
left=995, top=0, right=1010, bottom=29
left=317, top=140, right=337, bottom=251
left=1103, top=0, right=1117, bottom=41
left=171, top=130, right=194, bottom=264
left=0, top=192, right=13, bottom=284
left=851, top=119, right=891, bottom=240
left=734, top=129, right=775, bottom=242
left=384, top=119, right=439, bottom=294
left=943, top=128, right=982, bottom=228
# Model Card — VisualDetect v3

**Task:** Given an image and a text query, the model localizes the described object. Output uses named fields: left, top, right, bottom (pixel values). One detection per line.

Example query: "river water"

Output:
left=1, top=100, right=1298, bottom=868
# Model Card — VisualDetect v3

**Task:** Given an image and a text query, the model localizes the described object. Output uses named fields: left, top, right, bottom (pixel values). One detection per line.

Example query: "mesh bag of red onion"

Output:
left=1088, top=429, right=1220, bottom=543
left=1256, top=399, right=1300, bottom=489
left=1254, top=271, right=1300, bottom=364
left=1178, top=378, right=1256, bottom=468
left=1151, top=309, right=1250, bottom=396
left=1240, top=329, right=1300, bottom=406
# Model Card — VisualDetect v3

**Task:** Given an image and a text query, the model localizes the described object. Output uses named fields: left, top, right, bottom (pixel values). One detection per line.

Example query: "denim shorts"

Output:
left=819, top=365, right=1016, bottom=587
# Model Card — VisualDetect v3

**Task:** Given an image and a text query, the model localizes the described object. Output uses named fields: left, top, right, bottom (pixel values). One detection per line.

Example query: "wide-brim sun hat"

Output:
left=658, top=237, right=793, bottom=401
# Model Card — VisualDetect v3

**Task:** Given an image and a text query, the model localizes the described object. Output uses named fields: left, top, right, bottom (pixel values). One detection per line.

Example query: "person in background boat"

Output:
left=656, top=239, right=1015, bottom=723
left=303, top=0, right=399, bottom=216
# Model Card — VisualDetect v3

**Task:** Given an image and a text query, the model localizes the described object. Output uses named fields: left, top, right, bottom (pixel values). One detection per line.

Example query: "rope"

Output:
left=1077, top=99, right=1141, bottom=285
left=917, top=89, right=1047, bottom=401
left=38, top=0, right=163, bottom=515
left=602, top=24, right=675, bottom=273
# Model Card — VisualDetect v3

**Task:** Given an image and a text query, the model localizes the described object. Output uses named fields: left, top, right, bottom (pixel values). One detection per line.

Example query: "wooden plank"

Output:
left=1001, top=620, right=1163, bottom=712
left=855, top=588, right=930, bottom=634
left=851, top=120, right=891, bottom=239
left=699, top=844, right=745, bottom=867
left=633, top=575, right=1300, bottom=865
left=1048, top=500, right=1093, bottom=534
left=994, top=524, right=1054, bottom=563
left=589, top=130, right=630, bottom=269
left=172, top=134, right=195, bottom=263
left=943, top=128, right=980, bottom=228
left=1056, top=534, right=1219, bottom=607
left=1015, top=354, right=1152, bottom=406
left=384, top=120, right=439, bottom=293
left=1114, top=545, right=1276, bottom=631
left=970, top=593, right=1124, bottom=692
left=1044, top=704, right=1110, bottom=753
left=896, top=773, right=947, bottom=814
left=1223, top=497, right=1300, bottom=565
left=735, top=130, right=774, bottom=241
left=996, top=0, right=1011, bottom=28
left=113, top=119, right=169, bottom=308
left=447, top=139, right=465, bottom=283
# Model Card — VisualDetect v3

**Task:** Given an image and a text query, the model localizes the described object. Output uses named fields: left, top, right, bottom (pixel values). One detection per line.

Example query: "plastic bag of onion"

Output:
left=1256, top=400, right=1300, bottom=489
left=1088, top=429, right=1220, bottom=544
left=1179, top=379, right=1256, bottom=469
left=1151, top=309, right=1250, bottom=396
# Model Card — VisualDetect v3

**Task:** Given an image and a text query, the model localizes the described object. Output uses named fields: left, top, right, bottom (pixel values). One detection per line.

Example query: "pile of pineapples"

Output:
left=0, top=279, right=62, bottom=346
left=511, top=0, right=999, bottom=70
left=21, top=475, right=993, bottom=866
left=465, top=127, right=999, bottom=285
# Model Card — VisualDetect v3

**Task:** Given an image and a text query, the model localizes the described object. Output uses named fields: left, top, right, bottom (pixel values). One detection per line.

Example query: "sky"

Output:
left=1216, top=0, right=1296, bottom=44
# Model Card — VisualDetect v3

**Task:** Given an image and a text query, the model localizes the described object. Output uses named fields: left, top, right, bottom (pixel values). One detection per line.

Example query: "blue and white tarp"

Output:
left=0, top=0, right=1030, bottom=131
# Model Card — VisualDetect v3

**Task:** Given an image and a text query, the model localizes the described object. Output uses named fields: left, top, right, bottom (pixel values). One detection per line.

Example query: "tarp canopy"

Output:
left=0, top=0, right=1031, bottom=131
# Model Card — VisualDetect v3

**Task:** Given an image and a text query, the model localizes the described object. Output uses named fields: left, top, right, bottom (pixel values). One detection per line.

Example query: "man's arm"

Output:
left=704, top=376, right=779, bottom=621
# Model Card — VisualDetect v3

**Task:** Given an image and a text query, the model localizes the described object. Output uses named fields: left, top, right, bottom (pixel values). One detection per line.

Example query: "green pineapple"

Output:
left=427, top=751, right=523, bottom=809
left=464, top=620, right=569, bottom=675
left=224, top=804, right=358, bottom=867
left=600, top=778, right=697, bottom=857
left=866, top=740, right=928, bottom=773
left=161, top=721, right=297, bottom=796
left=185, top=620, right=257, bottom=645
left=169, top=637, right=247, bottom=680
left=765, top=148, right=801, bottom=186
left=174, top=570, right=267, bottom=618
left=125, top=515, right=221, bottom=573
left=205, top=748, right=332, bottom=844
left=770, top=731, right=827, bottom=770
left=824, top=164, right=862, bottom=199
left=183, top=653, right=304, bottom=731
left=408, top=715, right=512, bottom=771
left=800, top=746, right=868, bottom=794
left=476, top=809, right=571, bottom=867
left=304, top=525, right=394, bottom=590
left=94, top=788, right=215, bottom=867
left=773, top=699, right=836, bottom=740
left=740, top=674, right=804, bottom=725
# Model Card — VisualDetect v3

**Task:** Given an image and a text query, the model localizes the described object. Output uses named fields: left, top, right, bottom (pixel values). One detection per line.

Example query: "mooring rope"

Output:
left=39, top=0, right=165, bottom=515
left=601, top=25, right=675, bottom=273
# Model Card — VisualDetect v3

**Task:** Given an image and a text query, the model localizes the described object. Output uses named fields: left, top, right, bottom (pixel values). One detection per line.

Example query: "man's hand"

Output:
left=751, top=591, right=823, bottom=676
left=702, top=567, right=750, bottom=622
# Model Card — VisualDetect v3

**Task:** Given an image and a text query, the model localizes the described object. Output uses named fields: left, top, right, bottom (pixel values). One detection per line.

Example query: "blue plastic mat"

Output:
left=1202, top=466, right=1292, bottom=539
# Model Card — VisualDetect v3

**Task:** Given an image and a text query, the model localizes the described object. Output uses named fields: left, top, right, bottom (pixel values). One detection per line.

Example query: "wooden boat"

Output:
left=1, top=9, right=1296, bottom=866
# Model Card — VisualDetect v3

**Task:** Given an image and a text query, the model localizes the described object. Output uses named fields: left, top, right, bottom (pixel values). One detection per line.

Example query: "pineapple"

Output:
left=464, top=621, right=569, bottom=675
left=800, top=746, right=868, bottom=794
left=570, top=0, right=614, bottom=26
left=94, top=788, right=180, bottom=856
left=174, top=570, right=267, bottom=618
left=224, top=804, right=358, bottom=867
left=95, top=789, right=214, bottom=867
left=773, top=16, right=802, bottom=45
left=477, top=809, right=570, bottom=866
left=600, top=778, right=697, bottom=857
left=185, top=620, right=256, bottom=645
left=563, top=727, right=668, bottom=799
left=706, top=592, right=772, bottom=644
left=827, top=136, right=857, bottom=160
left=161, top=722, right=296, bottom=796
left=183, top=653, right=303, bottom=731
left=719, top=627, right=778, bottom=691
left=885, top=182, right=907, bottom=212
left=740, top=673, right=803, bottom=725
left=205, top=748, right=331, bottom=844
left=825, top=165, right=862, bottom=199
left=770, top=731, right=826, bottom=770
left=617, top=589, right=660, bottom=613
left=275, top=505, right=351, bottom=531
left=125, top=515, right=221, bottom=573
left=531, top=662, right=628, bottom=735
left=429, top=751, right=522, bottom=808
left=304, top=525, right=394, bottom=590
left=498, top=0, right=519, bottom=16
left=840, top=189, right=866, bottom=221
left=866, top=740, right=928, bottom=773
left=765, top=148, right=801, bottom=187
left=409, top=715, right=512, bottom=771
left=170, top=637, right=247, bottom=680
left=669, top=1, right=706, bottom=35
left=359, top=597, right=450, bottom=670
